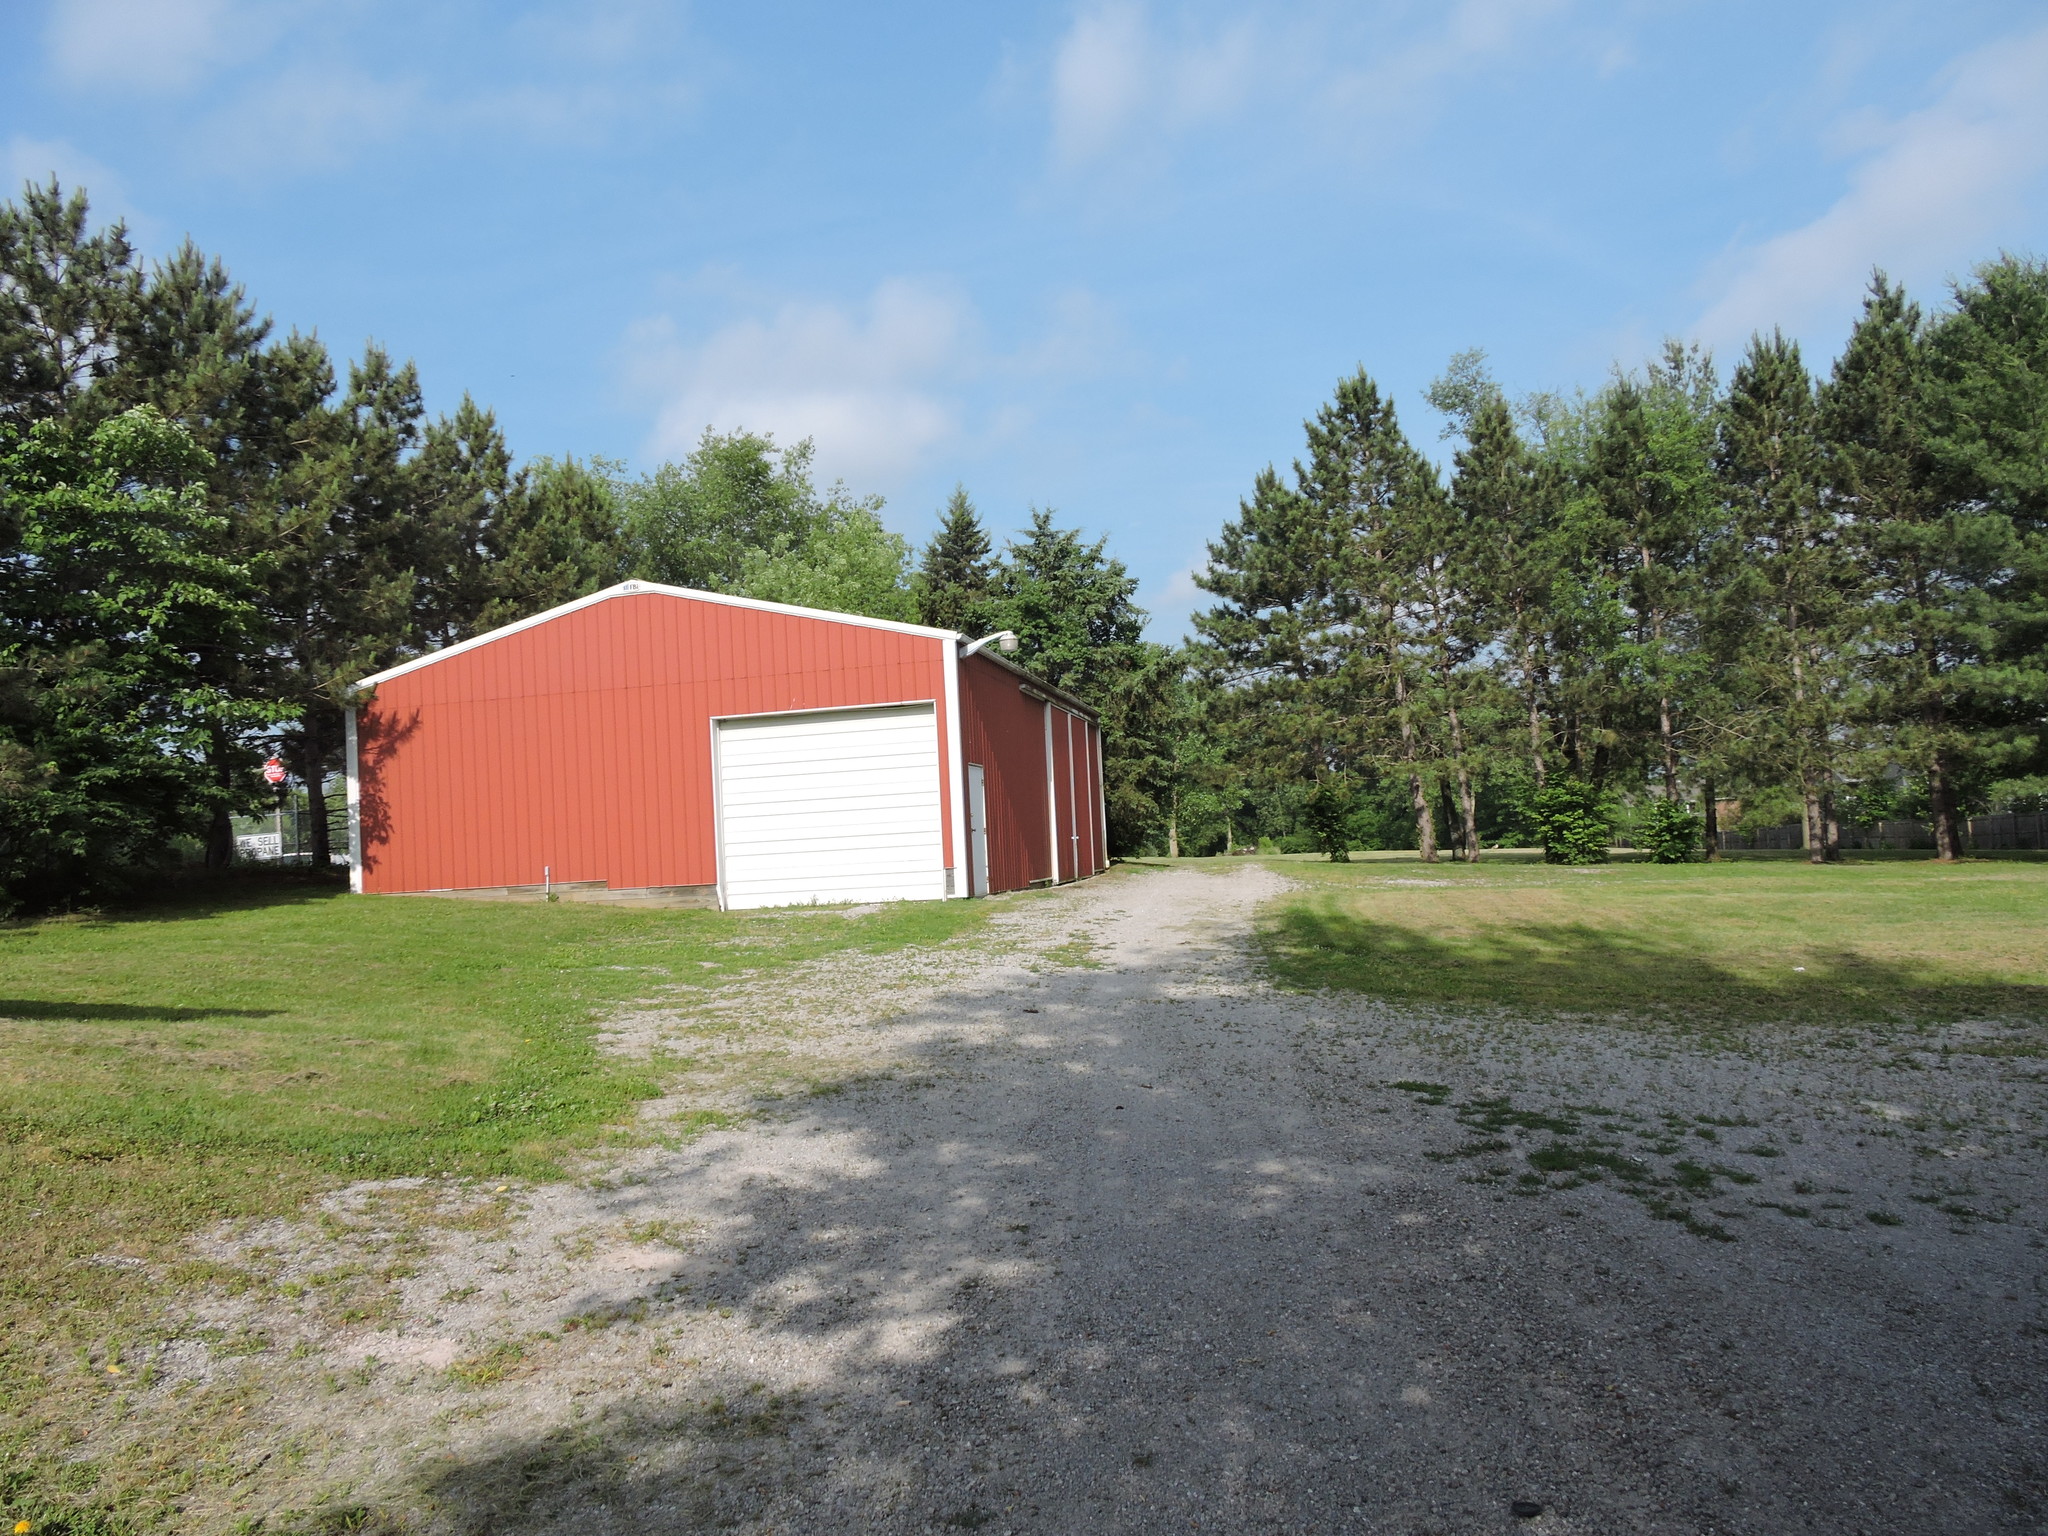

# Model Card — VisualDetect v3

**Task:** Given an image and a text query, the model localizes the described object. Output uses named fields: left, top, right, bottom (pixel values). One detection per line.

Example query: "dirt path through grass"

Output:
left=108, top=865, right=2048, bottom=1534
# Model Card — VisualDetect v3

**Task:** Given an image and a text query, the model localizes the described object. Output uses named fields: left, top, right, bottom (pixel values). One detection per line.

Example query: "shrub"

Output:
left=1303, top=781, right=1353, bottom=862
left=1532, top=780, right=1612, bottom=865
left=1639, top=797, right=1704, bottom=863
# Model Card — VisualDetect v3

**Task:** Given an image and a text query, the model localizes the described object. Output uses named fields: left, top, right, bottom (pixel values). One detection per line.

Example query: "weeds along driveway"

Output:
left=192, top=863, right=2041, bottom=1535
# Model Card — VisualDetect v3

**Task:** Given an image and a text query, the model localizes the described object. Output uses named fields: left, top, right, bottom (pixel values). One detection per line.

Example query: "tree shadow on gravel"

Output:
left=293, top=889, right=2042, bottom=1536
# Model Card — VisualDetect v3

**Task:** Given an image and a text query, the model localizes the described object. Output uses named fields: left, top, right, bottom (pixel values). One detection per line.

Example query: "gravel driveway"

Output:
left=206, top=862, right=2045, bottom=1535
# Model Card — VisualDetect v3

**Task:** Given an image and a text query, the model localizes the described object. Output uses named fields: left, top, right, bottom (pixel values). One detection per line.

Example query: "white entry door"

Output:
left=967, top=763, right=989, bottom=896
left=714, top=703, right=945, bottom=909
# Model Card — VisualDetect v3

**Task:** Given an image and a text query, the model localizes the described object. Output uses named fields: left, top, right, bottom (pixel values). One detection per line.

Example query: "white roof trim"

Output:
left=350, top=581, right=964, bottom=692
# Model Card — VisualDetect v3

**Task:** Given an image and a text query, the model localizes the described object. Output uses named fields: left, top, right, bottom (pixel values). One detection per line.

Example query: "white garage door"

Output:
left=714, top=703, right=946, bottom=909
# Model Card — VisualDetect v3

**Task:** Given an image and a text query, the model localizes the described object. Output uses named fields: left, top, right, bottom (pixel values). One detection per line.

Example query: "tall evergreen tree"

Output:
left=985, top=508, right=1164, bottom=853
left=473, top=455, right=625, bottom=631
left=410, top=393, right=519, bottom=649
left=1307, top=371, right=1443, bottom=859
left=915, top=485, right=995, bottom=632
left=0, top=180, right=140, bottom=427
left=1824, top=276, right=1989, bottom=857
left=1451, top=393, right=1558, bottom=788
left=1407, top=465, right=1485, bottom=860
left=987, top=509, right=1148, bottom=698
left=1194, top=464, right=1350, bottom=793
left=1586, top=344, right=1719, bottom=799
left=1920, top=257, right=2048, bottom=798
left=1715, top=331, right=1858, bottom=862
left=271, top=345, right=430, bottom=866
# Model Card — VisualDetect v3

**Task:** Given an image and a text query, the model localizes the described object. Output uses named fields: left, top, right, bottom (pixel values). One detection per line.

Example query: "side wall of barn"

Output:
left=957, top=655, right=1108, bottom=892
left=353, top=592, right=955, bottom=895
left=957, top=654, right=1053, bottom=893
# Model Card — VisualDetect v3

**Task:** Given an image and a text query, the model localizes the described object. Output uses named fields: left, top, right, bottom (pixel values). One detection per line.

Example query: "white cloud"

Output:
left=40, top=0, right=699, bottom=178
left=623, top=279, right=1134, bottom=492
left=1693, top=23, right=2048, bottom=349
left=44, top=0, right=267, bottom=93
left=1009, top=287, right=1134, bottom=377
left=1043, top=0, right=1568, bottom=175
left=190, top=64, right=420, bottom=175
left=1157, top=562, right=1205, bottom=607
left=627, top=281, right=979, bottom=490
left=1049, top=2, right=1257, bottom=167
left=1314, top=0, right=1567, bottom=122
left=1141, top=561, right=1216, bottom=641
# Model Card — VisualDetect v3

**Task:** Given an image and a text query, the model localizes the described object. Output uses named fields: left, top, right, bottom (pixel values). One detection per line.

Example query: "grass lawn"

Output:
left=0, top=873, right=989, bottom=1528
left=1256, top=852, right=2048, bottom=1030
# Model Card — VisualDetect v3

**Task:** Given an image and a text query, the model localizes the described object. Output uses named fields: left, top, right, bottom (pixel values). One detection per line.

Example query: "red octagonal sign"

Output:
left=262, top=757, right=286, bottom=785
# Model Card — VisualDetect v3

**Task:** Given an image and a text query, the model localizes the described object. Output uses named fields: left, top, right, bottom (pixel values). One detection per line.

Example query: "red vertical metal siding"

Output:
left=956, top=654, right=1057, bottom=894
left=1092, top=722, right=1107, bottom=870
left=1080, top=721, right=1102, bottom=873
left=1071, top=714, right=1101, bottom=877
left=356, top=593, right=952, bottom=894
left=1050, top=708, right=1076, bottom=882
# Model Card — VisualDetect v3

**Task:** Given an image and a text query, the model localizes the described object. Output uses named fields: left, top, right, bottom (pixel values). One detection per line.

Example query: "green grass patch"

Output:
left=1259, top=858, right=2048, bottom=1027
left=0, top=871, right=989, bottom=1531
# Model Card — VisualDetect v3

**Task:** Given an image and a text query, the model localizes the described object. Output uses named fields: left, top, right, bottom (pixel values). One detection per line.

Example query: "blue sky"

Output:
left=6, top=1, right=2047, bottom=637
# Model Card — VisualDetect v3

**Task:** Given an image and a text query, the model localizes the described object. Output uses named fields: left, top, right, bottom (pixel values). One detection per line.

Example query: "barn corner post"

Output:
left=1089, top=720, right=1105, bottom=872
left=942, top=633, right=967, bottom=899
left=343, top=704, right=364, bottom=893
left=1073, top=708, right=1089, bottom=876
left=1042, top=699, right=1059, bottom=883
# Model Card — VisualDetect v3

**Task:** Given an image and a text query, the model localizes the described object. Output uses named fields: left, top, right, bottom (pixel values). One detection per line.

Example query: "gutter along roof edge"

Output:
left=967, top=647, right=1099, bottom=721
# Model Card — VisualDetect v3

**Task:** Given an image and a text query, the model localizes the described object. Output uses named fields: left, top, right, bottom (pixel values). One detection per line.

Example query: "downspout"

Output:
left=1043, top=701, right=1059, bottom=883
left=1073, top=708, right=1089, bottom=876
left=344, top=706, right=364, bottom=893
left=1096, top=723, right=1109, bottom=872
left=941, top=636, right=967, bottom=898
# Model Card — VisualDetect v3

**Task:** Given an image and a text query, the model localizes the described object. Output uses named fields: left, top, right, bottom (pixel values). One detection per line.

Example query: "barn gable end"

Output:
left=346, top=582, right=1105, bottom=906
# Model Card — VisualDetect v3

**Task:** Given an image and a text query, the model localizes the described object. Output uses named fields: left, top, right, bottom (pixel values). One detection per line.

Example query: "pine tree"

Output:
left=1920, top=257, right=2048, bottom=805
left=270, top=346, right=430, bottom=867
left=410, top=393, right=518, bottom=649
left=474, top=456, right=625, bottom=631
left=1925, top=257, right=2048, bottom=535
left=1194, top=464, right=1349, bottom=794
left=1452, top=393, right=1557, bottom=789
left=1586, top=343, right=1719, bottom=799
left=986, top=508, right=1164, bottom=853
left=1407, top=467, right=1484, bottom=860
left=1824, top=276, right=1991, bottom=858
left=110, top=235, right=334, bottom=865
left=1715, top=331, right=1859, bottom=862
left=1302, top=370, right=1442, bottom=860
left=0, top=180, right=140, bottom=427
left=915, top=485, right=995, bottom=632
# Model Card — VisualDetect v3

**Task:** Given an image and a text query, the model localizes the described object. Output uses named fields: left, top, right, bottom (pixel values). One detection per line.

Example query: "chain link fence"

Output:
left=1716, top=812, right=2046, bottom=853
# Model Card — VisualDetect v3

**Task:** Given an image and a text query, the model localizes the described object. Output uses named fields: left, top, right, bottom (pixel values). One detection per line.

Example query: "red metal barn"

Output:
left=344, top=582, right=1108, bottom=907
